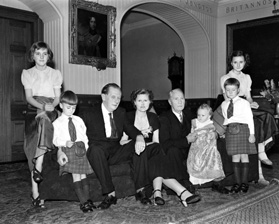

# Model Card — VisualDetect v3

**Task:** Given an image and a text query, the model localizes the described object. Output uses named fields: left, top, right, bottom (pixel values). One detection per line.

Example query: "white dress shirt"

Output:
left=221, top=96, right=254, bottom=134
left=53, top=113, right=89, bottom=149
left=101, top=103, right=113, bottom=138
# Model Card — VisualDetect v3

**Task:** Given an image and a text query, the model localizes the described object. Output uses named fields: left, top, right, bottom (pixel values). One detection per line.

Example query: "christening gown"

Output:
left=187, top=119, right=225, bottom=185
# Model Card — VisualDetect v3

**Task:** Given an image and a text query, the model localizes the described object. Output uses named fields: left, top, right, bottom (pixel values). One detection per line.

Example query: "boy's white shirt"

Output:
left=52, top=113, right=89, bottom=149
left=221, top=96, right=254, bottom=134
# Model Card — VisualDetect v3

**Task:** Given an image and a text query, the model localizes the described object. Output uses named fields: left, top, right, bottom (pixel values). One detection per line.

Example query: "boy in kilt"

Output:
left=221, top=78, right=257, bottom=194
left=53, top=91, right=95, bottom=213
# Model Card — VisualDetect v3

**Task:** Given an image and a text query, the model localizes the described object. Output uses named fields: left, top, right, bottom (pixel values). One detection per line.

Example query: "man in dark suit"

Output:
left=58, top=83, right=160, bottom=209
left=159, top=88, right=230, bottom=194
left=159, top=88, right=197, bottom=193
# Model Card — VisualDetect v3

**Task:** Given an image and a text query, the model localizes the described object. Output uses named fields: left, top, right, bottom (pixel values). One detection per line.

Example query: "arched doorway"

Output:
left=120, top=2, right=210, bottom=99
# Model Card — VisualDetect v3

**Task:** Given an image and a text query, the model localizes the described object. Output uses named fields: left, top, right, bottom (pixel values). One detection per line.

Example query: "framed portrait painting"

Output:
left=227, top=15, right=279, bottom=95
left=69, top=0, right=116, bottom=70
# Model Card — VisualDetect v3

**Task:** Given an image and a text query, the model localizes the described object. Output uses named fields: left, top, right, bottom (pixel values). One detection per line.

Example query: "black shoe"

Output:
left=135, top=189, right=152, bottom=205
left=230, top=183, right=241, bottom=194
left=87, top=199, right=97, bottom=209
left=186, top=194, right=201, bottom=204
left=239, top=183, right=249, bottom=193
left=97, top=195, right=117, bottom=209
left=153, top=189, right=165, bottom=206
left=30, top=194, right=46, bottom=208
left=211, top=183, right=230, bottom=194
left=80, top=201, right=93, bottom=213
left=178, top=189, right=201, bottom=207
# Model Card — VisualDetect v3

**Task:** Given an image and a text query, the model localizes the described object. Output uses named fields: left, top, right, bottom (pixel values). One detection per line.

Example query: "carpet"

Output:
left=1, top=148, right=279, bottom=224
left=186, top=178, right=279, bottom=224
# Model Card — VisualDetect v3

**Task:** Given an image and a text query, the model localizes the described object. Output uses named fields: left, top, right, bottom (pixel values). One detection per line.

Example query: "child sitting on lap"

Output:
left=187, top=104, right=225, bottom=187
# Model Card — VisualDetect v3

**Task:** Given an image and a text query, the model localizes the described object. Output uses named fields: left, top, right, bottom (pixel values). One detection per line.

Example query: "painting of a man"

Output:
left=78, top=9, right=107, bottom=58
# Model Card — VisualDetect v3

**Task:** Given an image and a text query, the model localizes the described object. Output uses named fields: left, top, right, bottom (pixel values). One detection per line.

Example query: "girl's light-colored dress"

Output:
left=187, top=119, right=225, bottom=185
left=21, top=66, right=63, bottom=171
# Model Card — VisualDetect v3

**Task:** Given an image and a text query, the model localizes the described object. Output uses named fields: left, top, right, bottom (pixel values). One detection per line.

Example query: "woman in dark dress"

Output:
left=121, top=89, right=200, bottom=207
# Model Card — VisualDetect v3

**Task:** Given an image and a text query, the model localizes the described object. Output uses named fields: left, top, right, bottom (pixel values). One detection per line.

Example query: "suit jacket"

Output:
left=159, top=107, right=193, bottom=153
left=80, top=104, right=140, bottom=144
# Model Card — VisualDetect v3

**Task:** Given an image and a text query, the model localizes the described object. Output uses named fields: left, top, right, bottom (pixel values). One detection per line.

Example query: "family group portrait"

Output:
left=1, top=0, right=279, bottom=223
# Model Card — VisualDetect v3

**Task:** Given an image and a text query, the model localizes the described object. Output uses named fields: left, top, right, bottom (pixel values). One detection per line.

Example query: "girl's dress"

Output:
left=21, top=66, right=63, bottom=171
left=220, top=70, right=278, bottom=150
left=187, top=119, right=225, bottom=185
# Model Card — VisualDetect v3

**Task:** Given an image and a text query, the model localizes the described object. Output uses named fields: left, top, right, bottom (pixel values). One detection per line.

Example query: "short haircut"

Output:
left=198, top=103, right=213, bottom=116
left=224, top=78, right=240, bottom=89
left=227, top=50, right=250, bottom=70
left=168, top=88, right=184, bottom=100
left=130, top=89, right=154, bottom=109
left=60, top=90, right=78, bottom=105
left=28, top=41, right=53, bottom=62
left=101, top=83, right=121, bottom=95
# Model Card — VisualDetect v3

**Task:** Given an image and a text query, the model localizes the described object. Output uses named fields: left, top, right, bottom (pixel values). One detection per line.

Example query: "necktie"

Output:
left=109, top=113, right=118, bottom=139
left=68, top=117, right=77, bottom=142
left=227, top=99, right=234, bottom=119
left=179, top=113, right=183, bottom=123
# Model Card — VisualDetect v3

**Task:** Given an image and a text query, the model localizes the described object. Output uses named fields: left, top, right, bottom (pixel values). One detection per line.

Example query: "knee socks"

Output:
left=232, top=162, right=241, bottom=184
left=242, top=162, right=249, bottom=184
left=232, top=162, right=250, bottom=184
left=81, top=178, right=91, bottom=201
left=73, top=181, right=87, bottom=204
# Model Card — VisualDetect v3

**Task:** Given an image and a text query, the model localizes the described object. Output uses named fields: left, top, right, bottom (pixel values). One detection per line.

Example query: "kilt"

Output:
left=60, top=146, right=93, bottom=176
left=225, top=123, right=257, bottom=156
left=24, top=96, right=59, bottom=171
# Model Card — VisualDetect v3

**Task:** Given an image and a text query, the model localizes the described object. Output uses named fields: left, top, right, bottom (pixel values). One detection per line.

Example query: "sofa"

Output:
left=40, top=95, right=261, bottom=202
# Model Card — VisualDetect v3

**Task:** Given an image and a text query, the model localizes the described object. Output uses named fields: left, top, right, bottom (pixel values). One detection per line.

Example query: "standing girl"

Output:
left=221, top=78, right=257, bottom=193
left=21, top=41, right=63, bottom=208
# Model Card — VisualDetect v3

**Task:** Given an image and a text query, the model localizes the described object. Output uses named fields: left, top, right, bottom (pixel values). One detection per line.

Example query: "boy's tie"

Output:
left=109, top=113, right=118, bottom=139
left=227, top=99, right=234, bottom=119
left=68, top=117, right=77, bottom=142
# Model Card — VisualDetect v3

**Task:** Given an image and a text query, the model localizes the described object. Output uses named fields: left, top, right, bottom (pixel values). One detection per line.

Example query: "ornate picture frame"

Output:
left=227, top=15, right=279, bottom=94
left=69, top=0, right=116, bottom=70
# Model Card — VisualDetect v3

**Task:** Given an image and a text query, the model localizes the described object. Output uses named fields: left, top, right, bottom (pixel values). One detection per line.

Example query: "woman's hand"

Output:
left=141, top=126, right=153, bottom=138
left=135, top=135, right=146, bottom=155
left=44, top=103, right=55, bottom=111
left=250, top=101, right=259, bottom=109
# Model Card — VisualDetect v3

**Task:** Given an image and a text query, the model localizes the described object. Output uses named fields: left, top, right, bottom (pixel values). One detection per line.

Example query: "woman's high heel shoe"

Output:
left=153, top=189, right=165, bottom=206
left=178, top=189, right=201, bottom=207
left=30, top=194, right=46, bottom=208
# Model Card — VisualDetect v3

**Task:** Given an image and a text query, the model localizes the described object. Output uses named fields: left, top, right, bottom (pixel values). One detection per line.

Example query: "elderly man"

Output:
left=58, top=83, right=161, bottom=209
left=159, top=88, right=230, bottom=194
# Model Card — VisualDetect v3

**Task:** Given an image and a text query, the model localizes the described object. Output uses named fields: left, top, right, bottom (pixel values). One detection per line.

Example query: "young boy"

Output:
left=221, top=78, right=257, bottom=194
left=52, top=90, right=95, bottom=213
